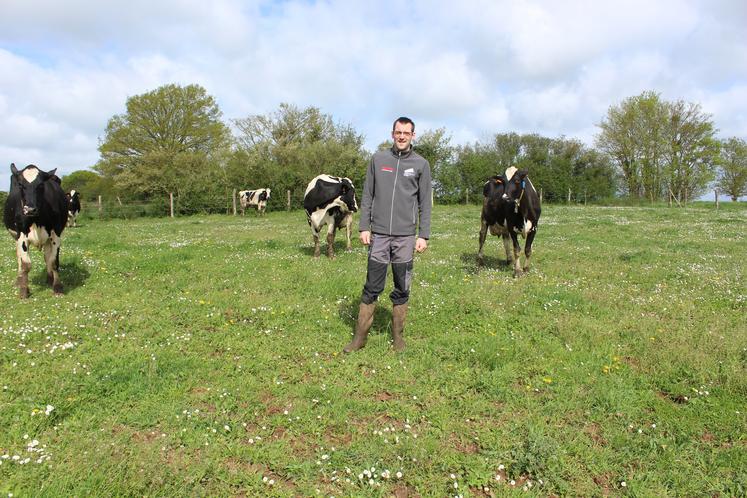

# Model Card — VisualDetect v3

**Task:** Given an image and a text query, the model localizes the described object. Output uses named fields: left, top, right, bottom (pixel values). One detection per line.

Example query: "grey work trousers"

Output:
left=361, top=234, right=415, bottom=305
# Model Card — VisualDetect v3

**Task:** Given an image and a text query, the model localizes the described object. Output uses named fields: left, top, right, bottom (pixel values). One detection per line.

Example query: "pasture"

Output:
left=0, top=204, right=745, bottom=497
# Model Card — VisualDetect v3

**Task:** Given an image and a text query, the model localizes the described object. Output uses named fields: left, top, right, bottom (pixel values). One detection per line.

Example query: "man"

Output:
left=343, top=116, right=432, bottom=353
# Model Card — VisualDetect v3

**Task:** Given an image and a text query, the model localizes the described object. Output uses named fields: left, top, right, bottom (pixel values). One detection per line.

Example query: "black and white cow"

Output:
left=477, top=174, right=513, bottom=267
left=502, top=166, right=541, bottom=277
left=3, top=163, right=68, bottom=297
left=66, top=190, right=81, bottom=227
left=303, top=174, right=357, bottom=259
left=239, top=188, right=271, bottom=216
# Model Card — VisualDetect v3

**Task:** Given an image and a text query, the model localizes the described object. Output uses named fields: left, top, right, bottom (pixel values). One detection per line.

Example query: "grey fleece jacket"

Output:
left=358, top=146, right=432, bottom=239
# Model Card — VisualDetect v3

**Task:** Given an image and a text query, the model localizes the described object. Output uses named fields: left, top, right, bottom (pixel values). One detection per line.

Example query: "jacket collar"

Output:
left=390, top=144, right=413, bottom=158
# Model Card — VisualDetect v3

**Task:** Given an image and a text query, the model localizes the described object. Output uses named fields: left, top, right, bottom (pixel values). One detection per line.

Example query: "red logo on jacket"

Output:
left=381, top=166, right=394, bottom=172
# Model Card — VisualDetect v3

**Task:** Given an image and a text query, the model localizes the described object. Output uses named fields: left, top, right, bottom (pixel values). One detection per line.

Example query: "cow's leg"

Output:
left=43, top=233, right=63, bottom=295
left=502, top=233, right=513, bottom=266
left=311, top=227, right=321, bottom=258
left=510, top=232, right=523, bottom=277
left=326, top=223, right=336, bottom=259
left=523, top=229, right=537, bottom=272
left=345, top=215, right=353, bottom=251
left=16, top=236, right=32, bottom=298
left=477, top=218, right=488, bottom=266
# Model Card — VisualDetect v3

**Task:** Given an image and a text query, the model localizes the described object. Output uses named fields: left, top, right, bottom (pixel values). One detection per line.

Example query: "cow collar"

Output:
left=514, top=180, right=525, bottom=213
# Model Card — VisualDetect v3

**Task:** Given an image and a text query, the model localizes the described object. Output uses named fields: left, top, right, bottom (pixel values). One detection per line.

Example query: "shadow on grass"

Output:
left=30, top=259, right=90, bottom=294
left=298, top=241, right=356, bottom=258
left=338, top=298, right=392, bottom=337
left=460, top=252, right=510, bottom=274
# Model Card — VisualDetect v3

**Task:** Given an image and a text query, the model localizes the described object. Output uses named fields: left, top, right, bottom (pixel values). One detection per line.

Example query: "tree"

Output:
left=716, top=137, right=747, bottom=201
left=94, top=84, right=231, bottom=200
left=663, top=100, right=719, bottom=203
left=413, top=128, right=454, bottom=202
left=61, top=170, right=114, bottom=201
left=596, top=91, right=718, bottom=203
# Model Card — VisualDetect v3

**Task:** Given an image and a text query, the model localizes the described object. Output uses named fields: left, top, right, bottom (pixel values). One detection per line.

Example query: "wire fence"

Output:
left=73, top=186, right=728, bottom=222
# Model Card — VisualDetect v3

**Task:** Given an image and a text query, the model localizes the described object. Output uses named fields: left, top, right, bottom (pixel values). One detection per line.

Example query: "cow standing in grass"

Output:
left=3, top=163, right=68, bottom=297
left=239, top=188, right=271, bottom=216
left=502, top=166, right=541, bottom=277
left=66, top=190, right=81, bottom=227
left=477, top=174, right=513, bottom=267
left=303, top=175, right=357, bottom=259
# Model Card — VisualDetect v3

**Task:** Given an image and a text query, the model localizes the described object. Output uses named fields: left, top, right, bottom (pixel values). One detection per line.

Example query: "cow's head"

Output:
left=483, top=175, right=507, bottom=201
left=10, top=163, right=57, bottom=218
left=502, top=169, right=530, bottom=208
left=259, top=189, right=270, bottom=202
left=340, top=178, right=358, bottom=212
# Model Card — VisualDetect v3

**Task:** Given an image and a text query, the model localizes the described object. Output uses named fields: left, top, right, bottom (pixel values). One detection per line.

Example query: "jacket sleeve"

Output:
left=358, top=157, right=375, bottom=232
left=417, top=160, right=432, bottom=239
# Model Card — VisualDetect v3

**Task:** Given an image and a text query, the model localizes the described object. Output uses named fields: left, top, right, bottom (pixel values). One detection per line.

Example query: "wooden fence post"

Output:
left=169, top=192, right=174, bottom=218
left=567, top=187, right=571, bottom=204
left=287, top=190, right=291, bottom=211
left=97, top=195, right=102, bottom=214
left=232, top=189, right=237, bottom=216
left=540, top=188, right=543, bottom=204
left=715, top=189, right=719, bottom=209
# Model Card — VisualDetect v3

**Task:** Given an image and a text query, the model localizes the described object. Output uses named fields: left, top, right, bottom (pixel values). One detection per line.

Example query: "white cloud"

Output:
left=1, top=0, right=746, bottom=191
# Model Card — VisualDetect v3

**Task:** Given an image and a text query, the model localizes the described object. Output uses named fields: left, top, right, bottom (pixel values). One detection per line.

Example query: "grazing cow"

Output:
left=477, top=174, right=513, bottom=267
left=502, top=166, right=541, bottom=277
left=303, top=174, right=358, bottom=259
left=66, top=190, right=81, bottom=227
left=239, top=188, right=271, bottom=216
left=3, top=163, right=68, bottom=297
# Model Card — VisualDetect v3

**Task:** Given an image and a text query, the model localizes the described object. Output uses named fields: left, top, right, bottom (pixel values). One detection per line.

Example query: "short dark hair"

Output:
left=392, top=116, right=415, bottom=132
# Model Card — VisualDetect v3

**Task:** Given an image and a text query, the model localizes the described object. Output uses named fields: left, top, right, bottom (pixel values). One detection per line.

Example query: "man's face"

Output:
left=391, top=122, right=415, bottom=151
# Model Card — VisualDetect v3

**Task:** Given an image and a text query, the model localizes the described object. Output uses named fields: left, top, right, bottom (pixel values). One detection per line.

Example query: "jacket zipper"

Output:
left=389, top=152, right=401, bottom=234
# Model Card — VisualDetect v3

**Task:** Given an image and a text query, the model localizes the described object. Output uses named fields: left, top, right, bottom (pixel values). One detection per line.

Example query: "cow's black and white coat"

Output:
left=66, top=190, right=81, bottom=227
left=3, top=164, right=68, bottom=297
left=239, top=188, right=271, bottom=216
left=303, top=174, right=357, bottom=259
left=477, top=173, right=513, bottom=267
left=502, top=166, right=541, bottom=277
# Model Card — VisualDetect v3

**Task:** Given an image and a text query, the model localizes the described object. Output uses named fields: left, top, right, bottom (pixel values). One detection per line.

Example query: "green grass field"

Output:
left=1, top=204, right=745, bottom=497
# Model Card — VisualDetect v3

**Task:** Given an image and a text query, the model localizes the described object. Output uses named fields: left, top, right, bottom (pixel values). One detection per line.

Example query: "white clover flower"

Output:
left=621, top=481, right=627, bottom=487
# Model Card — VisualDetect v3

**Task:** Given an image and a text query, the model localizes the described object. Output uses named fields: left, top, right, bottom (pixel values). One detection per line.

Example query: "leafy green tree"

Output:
left=60, top=170, right=114, bottom=201
left=414, top=128, right=454, bottom=202
left=596, top=91, right=718, bottom=202
left=94, top=84, right=231, bottom=203
left=663, top=100, right=719, bottom=202
left=716, top=137, right=747, bottom=201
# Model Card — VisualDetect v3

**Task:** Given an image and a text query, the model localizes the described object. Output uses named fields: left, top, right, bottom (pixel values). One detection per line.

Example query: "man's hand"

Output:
left=415, top=237, right=428, bottom=253
left=360, top=230, right=371, bottom=246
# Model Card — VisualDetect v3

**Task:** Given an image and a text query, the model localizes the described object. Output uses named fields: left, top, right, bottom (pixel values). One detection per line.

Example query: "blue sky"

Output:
left=1, top=0, right=746, bottom=192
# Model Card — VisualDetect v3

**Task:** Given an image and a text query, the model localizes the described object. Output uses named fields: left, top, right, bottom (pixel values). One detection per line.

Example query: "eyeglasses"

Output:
left=393, top=131, right=413, bottom=137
